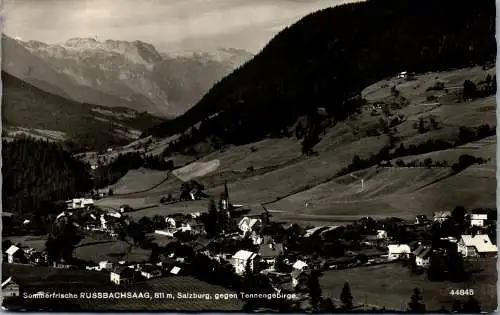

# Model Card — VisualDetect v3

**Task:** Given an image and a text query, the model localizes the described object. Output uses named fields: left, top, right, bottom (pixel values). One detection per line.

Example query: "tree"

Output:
left=463, top=80, right=477, bottom=100
left=340, top=282, right=353, bottom=310
left=307, top=271, right=322, bottom=311
left=418, top=117, right=426, bottom=133
left=408, top=288, right=426, bottom=313
left=149, top=244, right=159, bottom=263
left=423, top=158, right=433, bottom=168
left=203, top=199, right=220, bottom=237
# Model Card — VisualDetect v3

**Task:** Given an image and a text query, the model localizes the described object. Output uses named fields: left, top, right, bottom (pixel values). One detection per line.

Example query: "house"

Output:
left=66, top=198, right=94, bottom=210
left=238, top=217, right=263, bottom=236
left=99, top=261, right=113, bottom=271
left=433, top=211, right=452, bottom=223
left=387, top=244, right=411, bottom=261
left=231, top=250, right=259, bottom=275
left=258, top=243, right=284, bottom=265
left=1, top=277, right=20, bottom=297
left=457, top=235, right=498, bottom=258
left=292, top=260, right=309, bottom=272
left=140, top=266, right=162, bottom=279
left=170, top=266, right=182, bottom=275
left=6, top=245, right=26, bottom=264
left=165, top=217, right=176, bottom=228
left=110, top=266, right=136, bottom=285
left=412, top=246, right=432, bottom=268
left=377, top=229, right=388, bottom=239
left=470, top=214, right=488, bottom=227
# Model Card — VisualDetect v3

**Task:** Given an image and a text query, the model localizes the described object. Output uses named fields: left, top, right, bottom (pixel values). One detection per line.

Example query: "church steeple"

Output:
left=220, top=181, right=231, bottom=218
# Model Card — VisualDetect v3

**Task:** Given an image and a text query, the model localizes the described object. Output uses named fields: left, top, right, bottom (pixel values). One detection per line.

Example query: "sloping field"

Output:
left=127, top=200, right=208, bottom=219
left=206, top=135, right=389, bottom=205
left=74, top=239, right=130, bottom=263
left=320, top=260, right=497, bottom=312
left=107, top=168, right=168, bottom=195
left=4, top=235, right=47, bottom=251
left=172, top=160, right=221, bottom=182
left=198, top=138, right=302, bottom=172
left=268, top=167, right=452, bottom=221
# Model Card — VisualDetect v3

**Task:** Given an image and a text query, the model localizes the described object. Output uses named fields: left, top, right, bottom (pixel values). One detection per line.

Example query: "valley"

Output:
left=92, top=66, right=496, bottom=226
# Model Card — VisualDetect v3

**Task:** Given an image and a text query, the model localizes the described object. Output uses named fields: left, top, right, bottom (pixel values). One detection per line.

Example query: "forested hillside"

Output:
left=144, top=0, right=495, bottom=155
left=2, top=139, right=93, bottom=214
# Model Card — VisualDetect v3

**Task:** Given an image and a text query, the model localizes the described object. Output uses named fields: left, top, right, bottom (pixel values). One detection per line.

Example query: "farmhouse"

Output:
left=292, top=260, right=309, bottom=272
left=387, top=244, right=411, bottom=261
left=1, top=277, right=20, bottom=297
left=110, top=266, right=136, bottom=285
left=5, top=245, right=26, bottom=264
left=457, top=234, right=498, bottom=258
left=232, top=250, right=259, bottom=275
left=412, top=245, right=432, bottom=268
left=140, top=266, right=162, bottom=279
left=99, top=261, right=113, bottom=271
left=170, top=266, right=183, bottom=275
left=66, top=198, right=94, bottom=210
left=470, top=214, right=488, bottom=227
left=258, top=243, right=284, bottom=265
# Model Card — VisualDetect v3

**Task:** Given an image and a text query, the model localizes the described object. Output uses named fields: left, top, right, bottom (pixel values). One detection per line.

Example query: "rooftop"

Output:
left=232, top=250, right=258, bottom=261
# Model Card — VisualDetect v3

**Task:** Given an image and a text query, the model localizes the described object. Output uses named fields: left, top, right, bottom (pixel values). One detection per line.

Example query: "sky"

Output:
left=2, top=0, right=362, bottom=53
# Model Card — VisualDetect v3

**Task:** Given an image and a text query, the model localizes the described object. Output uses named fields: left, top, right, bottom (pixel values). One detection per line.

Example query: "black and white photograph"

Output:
left=1, top=0, right=497, bottom=312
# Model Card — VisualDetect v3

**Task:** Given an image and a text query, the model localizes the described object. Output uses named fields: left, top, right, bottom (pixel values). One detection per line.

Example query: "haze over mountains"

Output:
left=2, top=35, right=253, bottom=117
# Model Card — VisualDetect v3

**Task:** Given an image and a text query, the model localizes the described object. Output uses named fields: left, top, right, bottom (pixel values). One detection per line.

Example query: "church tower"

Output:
left=219, top=181, right=231, bottom=218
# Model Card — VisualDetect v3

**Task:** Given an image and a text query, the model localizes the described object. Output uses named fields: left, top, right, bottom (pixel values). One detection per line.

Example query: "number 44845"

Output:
left=449, top=289, right=474, bottom=296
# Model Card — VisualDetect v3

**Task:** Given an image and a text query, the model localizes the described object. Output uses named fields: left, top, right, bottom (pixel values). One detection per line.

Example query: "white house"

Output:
left=140, top=266, right=162, bottom=279
left=6, top=245, right=25, bottom=264
left=1, top=277, right=20, bottom=297
left=66, top=198, right=94, bottom=210
left=412, top=246, right=432, bottom=268
left=387, top=244, right=411, bottom=261
left=377, top=230, right=388, bottom=239
left=292, top=260, right=309, bottom=272
left=470, top=214, right=488, bottom=227
left=238, top=217, right=262, bottom=236
left=170, top=266, right=182, bottom=275
left=457, top=235, right=498, bottom=257
left=231, top=250, right=259, bottom=275
left=110, top=266, right=135, bottom=285
left=99, top=261, right=113, bottom=271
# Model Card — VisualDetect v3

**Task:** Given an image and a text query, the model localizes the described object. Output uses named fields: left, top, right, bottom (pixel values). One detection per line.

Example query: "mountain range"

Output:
left=2, top=35, right=253, bottom=117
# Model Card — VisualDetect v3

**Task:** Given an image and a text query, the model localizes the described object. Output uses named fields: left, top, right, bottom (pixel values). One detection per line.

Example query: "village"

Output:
left=2, top=181, right=497, bottom=312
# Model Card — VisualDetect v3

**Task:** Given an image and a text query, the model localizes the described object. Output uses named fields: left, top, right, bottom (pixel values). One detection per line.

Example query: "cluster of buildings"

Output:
left=4, top=245, right=47, bottom=266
